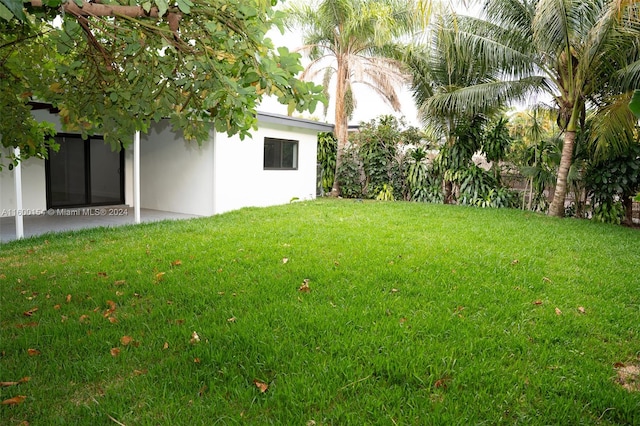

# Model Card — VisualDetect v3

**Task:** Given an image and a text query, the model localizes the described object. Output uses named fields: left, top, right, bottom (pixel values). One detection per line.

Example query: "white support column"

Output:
left=14, top=147, right=24, bottom=239
left=134, top=131, right=141, bottom=224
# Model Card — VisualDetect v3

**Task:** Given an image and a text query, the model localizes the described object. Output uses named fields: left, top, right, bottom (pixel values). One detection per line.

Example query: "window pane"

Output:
left=90, top=140, right=122, bottom=204
left=264, top=138, right=280, bottom=168
left=49, top=136, right=86, bottom=206
left=282, top=141, right=297, bottom=168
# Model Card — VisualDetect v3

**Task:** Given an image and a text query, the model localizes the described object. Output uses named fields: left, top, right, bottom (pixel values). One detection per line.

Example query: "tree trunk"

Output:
left=623, top=195, right=634, bottom=225
left=548, top=130, right=576, bottom=217
left=443, top=180, right=453, bottom=204
left=330, top=56, right=349, bottom=197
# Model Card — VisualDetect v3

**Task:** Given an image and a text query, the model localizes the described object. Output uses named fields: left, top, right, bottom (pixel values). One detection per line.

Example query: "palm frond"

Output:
left=420, top=76, right=545, bottom=119
left=588, top=92, right=637, bottom=160
left=532, top=0, right=572, bottom=56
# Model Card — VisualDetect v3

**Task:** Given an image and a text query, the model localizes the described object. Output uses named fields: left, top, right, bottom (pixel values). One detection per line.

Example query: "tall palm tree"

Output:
left=411, top=0, right=640, bottom=216
left=285, top=0, right=422, bottom=196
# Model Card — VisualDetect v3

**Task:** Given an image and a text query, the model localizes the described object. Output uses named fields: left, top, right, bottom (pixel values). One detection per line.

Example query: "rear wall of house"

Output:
left=213, top=120, right=318, bottom=215
left=140, top=121, right=215, bottom=216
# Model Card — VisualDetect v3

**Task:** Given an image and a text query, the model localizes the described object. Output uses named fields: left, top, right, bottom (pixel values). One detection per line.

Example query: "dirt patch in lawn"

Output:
left=615, top=363, right=640, bottom=392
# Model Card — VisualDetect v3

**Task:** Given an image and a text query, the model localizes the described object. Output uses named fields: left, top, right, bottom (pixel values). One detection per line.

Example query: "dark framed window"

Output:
left=45, top=134, right=124, bottom=209
left=264, top=137, right=298, bottom=170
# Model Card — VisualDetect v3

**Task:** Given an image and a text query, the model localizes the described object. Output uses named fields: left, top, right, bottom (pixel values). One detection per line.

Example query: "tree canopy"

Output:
left=0, top=0, right=325, bottom=169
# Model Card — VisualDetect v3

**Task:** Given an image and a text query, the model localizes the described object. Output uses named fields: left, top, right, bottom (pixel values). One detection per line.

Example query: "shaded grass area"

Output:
left=1, top=199, right=640, bottom=424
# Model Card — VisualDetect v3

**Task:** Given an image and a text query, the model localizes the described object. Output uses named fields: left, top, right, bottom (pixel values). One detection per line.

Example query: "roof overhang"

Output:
left=257, top=111, right=334, bottom=133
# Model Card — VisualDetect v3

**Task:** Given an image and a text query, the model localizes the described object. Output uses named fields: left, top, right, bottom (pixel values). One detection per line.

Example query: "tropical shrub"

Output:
left=338, top=116, right=423, bottom=200
left=317, top=132, right=337, bottom=195
left=585, top=143, right=640, bottom=224
left=336, top=144, right=365, bottom=199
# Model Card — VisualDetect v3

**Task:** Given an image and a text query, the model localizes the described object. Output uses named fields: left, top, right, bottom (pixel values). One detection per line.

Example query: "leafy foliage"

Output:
left=0, top=0, right=325, bottom=168
left=405, top=146, right=441, bottom=202
left=432, top=115, right=516, bottom=208
left=338, top=116, right=423, bottom=200
left=335, top=144, right=364, bottom=198
left=316, top=132, right=337, bottom=194
left=585, top=143, right=640, bottom=224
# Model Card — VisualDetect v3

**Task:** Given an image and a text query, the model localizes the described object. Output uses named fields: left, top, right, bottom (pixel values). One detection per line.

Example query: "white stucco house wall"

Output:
left=1, top=107, right=333, bottom=226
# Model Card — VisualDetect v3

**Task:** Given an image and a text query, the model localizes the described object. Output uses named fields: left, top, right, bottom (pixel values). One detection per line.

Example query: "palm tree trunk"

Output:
left=330, top=56, right=349, bottom=197
left=548, top=130, right=576, bottom=217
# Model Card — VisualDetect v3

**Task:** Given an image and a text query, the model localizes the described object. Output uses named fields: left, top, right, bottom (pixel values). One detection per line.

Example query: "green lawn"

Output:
left=1, top=199, right=639, bottom=425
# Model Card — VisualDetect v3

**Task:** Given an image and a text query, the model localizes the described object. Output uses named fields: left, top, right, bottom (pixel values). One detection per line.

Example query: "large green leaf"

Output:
left=629, top=89, right=640, bottom=119
left=0, top=0, right=25, bottom=21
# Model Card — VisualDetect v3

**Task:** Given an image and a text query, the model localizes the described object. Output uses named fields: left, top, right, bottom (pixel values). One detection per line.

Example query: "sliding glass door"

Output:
left=46, top=135, right=124, bottom=208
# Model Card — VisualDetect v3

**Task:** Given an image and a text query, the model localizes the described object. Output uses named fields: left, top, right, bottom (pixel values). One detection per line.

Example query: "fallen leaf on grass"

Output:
left=282, top=258, right=289, bottom=264
left=133, top=369, right=148, bottom=376
left=114, top=280, right=126, bottom=286
left=66, top=294, right=72, bottom=303
left=299, top=279, right=311, bottom=293
left=0, top=377, right=29, bottom=387
left=97, top=272, right=108, bottom=278
left=155, top=272, right=166, bottom=283
left=577, top=306, right=586, bottom=314
left=27, top=349, right=40, bottom=356
left=542, top=277, right=552, bottom=283
left=171, top=260, right=182, bottom=267
left=110, top=348, right=120, bottom=357
left=163, top=342, right=169, bottom=350
left=434, top=376, right=450, bottom=389
left=53, top=304, right=61, bottom=310
left=190, top=331, right=200, bottom=344
left=555, top=307, right=562, bottom=316
left=120, top=336, right=133, bottom=346
left=227, top=317, right=236, bottom=323
left=511, top=259, right=519, bottom=265
left=1, top=395, right=26, bottom=405
left=199, top=385, right=208, bottom=396
left=79, top=315, right=90, bottom=323
left=108, top=317, right=118, bottom=324
left=390, top=288, right=399, bottom=293
left=193, top=358, right=201, bottom=363
left=103, top=300, right=117, bottom=319
left=23, top=307, right=38, bottom=317
left=253, top=379, right=268, bottom=393
left=533, top=300, right=543, bottom=305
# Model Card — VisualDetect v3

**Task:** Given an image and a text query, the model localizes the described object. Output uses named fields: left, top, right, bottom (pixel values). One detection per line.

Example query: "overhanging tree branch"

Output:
left=28, top=0, right=163, bottom=19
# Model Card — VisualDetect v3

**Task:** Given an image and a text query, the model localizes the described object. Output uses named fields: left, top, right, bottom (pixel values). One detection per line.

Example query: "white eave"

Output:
left=257, top=111, right=334, bottom=133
